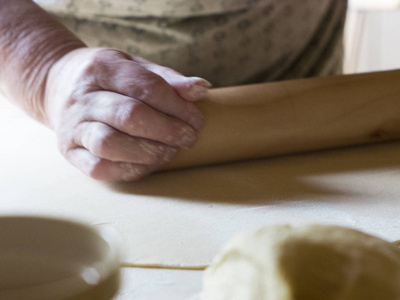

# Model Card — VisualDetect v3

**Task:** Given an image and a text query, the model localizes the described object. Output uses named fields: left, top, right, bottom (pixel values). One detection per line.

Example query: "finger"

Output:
left=131, top=56, right=212, bottom=101
left=90, top=51, right=204, bottom=130
left=169, top=76, right=212, bottom=102
left=66, top=147, right=152, bottom=182
left=74, top=121, right=178, bottom=165
left=84, top=91, right=199, bottom=148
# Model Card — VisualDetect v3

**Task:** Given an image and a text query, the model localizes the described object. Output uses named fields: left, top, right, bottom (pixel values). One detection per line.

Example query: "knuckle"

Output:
left=57, top=141, right=70, bottom=158
left=86, top=124, right=115, bottom=158
left=87, top=157, right=110, bottom=181
left=92, top=48, right=127, bottom=64
left=118, top=101, right=147, bottom=129
left=134, top=71, right=166, bottom=100
left=64, top=144, right=114, bottom=182
left=83, top=48, right=128, bottom=79
left=165, top=123, right=197, bottom=147
left=146, top=72, right=166, bottom=87
left=56, top=133, right=73, bottom=156
left=94, top=135, right=114, bottom=158
left=81, top=50, right=108, bottom=77
left=165, top=127, right=182, bottom=144
left=57, top=129, right=78, bottom=157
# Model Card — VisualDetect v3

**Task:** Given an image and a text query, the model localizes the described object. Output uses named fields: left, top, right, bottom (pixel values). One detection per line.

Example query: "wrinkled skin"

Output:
left=0, top=1, right=211, bottom=182
left=45, top=47, right=210, bottom=181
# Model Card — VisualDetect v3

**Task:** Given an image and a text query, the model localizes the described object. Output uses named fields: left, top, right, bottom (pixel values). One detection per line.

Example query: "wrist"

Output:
left=0, top=0, right=86, bottom=124
left=23, top=37, right=86, bottom=126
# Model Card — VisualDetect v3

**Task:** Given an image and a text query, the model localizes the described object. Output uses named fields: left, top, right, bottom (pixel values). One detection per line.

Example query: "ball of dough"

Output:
left=201, top=224, right=400, bottom=300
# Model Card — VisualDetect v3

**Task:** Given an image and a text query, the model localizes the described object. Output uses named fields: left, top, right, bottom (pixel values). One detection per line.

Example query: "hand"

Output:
left=44, top=48, right=210, bottom=181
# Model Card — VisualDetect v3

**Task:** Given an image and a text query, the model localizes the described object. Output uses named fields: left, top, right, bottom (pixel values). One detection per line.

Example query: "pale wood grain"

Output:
left=165, top=70, right=400, bottom=169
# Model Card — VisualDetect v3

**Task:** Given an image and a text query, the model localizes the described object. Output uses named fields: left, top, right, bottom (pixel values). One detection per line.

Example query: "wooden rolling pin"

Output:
left=164, top=69, right=400, bottom=170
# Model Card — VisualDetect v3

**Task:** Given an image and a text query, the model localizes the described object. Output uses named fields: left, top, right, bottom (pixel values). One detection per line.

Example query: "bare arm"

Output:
left=0, top=0, right=85, bottom=124
left=0, top=0, right=208, bottom=181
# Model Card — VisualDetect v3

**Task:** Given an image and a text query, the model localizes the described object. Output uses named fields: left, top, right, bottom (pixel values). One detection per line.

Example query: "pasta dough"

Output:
left=201, top=224, right=400, bottom=300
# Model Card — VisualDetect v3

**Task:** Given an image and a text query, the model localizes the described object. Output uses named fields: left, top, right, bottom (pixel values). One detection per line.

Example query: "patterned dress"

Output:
left=34, top=0, right=347, bottom=87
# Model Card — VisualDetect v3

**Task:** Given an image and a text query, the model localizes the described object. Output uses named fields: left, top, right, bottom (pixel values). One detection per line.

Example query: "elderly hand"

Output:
left=44, top=48, right=210, bottom=181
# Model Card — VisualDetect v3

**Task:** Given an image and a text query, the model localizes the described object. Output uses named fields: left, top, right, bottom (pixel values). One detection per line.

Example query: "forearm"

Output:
left=0, top=0, right=85, bottom=124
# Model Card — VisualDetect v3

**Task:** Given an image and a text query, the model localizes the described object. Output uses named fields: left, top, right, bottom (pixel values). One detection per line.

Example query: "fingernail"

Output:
left=184, top=77, right=212, bottom=101
left=187, top=84, right=209, bottom=100
left=138, top=140, right=164, bottom=156
left=119, top=163, right=150, bottom=181
left=177, top=125, right=197, bottom=148
left=188, top=77, right=212, bottom=88
left=163, top=147, right=178, bottom=162
left=139, top=140, right=179, bottom=164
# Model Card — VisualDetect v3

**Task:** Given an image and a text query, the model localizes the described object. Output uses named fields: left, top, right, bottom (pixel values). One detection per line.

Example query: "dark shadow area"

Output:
left=108, top=141, right=400, bottom=205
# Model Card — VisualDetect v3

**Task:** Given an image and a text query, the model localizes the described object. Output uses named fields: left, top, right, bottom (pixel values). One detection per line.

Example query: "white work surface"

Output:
left=2, top=95, right=400, bottom=299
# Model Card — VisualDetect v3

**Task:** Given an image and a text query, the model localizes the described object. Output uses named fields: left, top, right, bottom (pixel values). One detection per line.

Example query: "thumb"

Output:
left=163, top=73, right=212, bottom=102
left=131, top=56, right=212, bottom=101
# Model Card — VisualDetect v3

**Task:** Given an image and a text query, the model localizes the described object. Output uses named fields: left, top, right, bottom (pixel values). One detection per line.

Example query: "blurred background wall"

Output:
left=344, top=0, right=400, bottom=73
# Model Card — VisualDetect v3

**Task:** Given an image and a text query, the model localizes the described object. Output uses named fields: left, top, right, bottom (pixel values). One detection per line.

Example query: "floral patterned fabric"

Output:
left=35, top=0, right=347, bottom=87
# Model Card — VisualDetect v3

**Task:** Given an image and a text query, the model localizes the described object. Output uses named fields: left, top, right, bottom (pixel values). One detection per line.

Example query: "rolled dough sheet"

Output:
left=2, top=97, right=400, bottom=268
left=114, top=268, right=202, bottom=300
